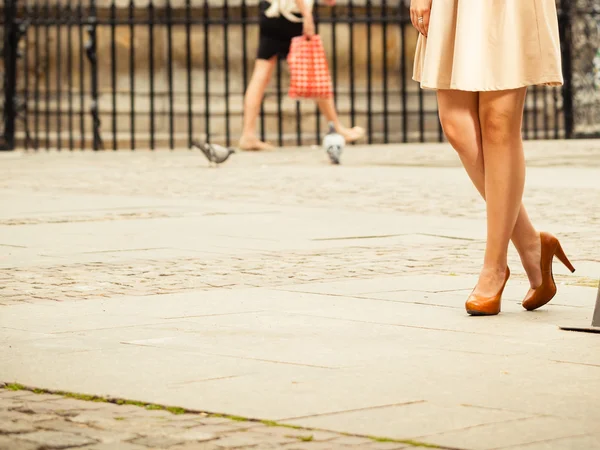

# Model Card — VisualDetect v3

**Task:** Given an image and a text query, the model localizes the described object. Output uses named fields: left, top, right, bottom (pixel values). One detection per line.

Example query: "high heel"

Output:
left=522, top=232, right=576, bottom=311
left=465, top=267, right=510, bottom=316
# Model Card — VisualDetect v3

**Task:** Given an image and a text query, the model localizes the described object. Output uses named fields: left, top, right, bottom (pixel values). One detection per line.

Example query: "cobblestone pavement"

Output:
left=0, top=387, right=410, bottom=450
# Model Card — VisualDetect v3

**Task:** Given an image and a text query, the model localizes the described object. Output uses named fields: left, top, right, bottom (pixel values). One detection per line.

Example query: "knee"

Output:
left=480, top=109, right=514, bottom=145
left=439, top=111, right=471, bottom=155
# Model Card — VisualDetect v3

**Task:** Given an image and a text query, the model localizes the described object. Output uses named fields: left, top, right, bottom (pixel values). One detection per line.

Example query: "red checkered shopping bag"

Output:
left=287, top=35, right=333, bottom=99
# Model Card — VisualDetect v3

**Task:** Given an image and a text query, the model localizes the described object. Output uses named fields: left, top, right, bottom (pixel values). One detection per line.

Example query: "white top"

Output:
left=264, top=0, right=313, bottom=23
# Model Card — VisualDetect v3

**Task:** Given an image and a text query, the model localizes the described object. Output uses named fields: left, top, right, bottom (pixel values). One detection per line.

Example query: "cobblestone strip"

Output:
left=0, top=386, right=424, bottom=450
left=1, top=234, right=594, bottom=305
left=0, top=239, right=466, bottom=303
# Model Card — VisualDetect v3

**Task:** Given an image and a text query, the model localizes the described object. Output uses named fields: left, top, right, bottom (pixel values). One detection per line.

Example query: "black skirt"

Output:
left=257, top=1, right=304, bottom=60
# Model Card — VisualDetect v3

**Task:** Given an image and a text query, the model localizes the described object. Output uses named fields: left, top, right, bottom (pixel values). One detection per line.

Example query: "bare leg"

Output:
left=437, top=90, right=541, bottom=290
left=316, top=98, right=365, bottom=142
left=239, top=57, right=277, bottom=151
left=472, top=88, right=529, bottom=296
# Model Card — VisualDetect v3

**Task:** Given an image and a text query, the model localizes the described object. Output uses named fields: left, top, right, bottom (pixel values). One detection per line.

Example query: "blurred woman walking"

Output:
left=239, top=0, right=364, bottom=150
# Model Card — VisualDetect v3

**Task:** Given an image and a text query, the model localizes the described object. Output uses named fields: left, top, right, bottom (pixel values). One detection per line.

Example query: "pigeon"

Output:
left=192, top=139, right=235, bottom=166
left=322, top=122, right=345, bottom=165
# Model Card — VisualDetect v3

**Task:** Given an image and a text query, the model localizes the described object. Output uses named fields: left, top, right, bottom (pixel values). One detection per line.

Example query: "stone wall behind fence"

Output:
left=570, top=0, right=600, bottom=136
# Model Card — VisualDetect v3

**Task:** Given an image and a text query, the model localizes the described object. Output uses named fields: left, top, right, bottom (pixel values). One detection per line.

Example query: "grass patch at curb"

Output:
left=285, top=434, right=314, bottom=442
left=260, top=420, right=302, bottom=430
left=567, top=277, right=599, bottom=288
left=1, top=382, right=445, bottom=448
left=297, top=435, right=314, bottom=442
left=371, top=436, right=442, bottom=448
left=2, top=383, right=188, bottom=415
left=212, top=414, right=247, bottom=422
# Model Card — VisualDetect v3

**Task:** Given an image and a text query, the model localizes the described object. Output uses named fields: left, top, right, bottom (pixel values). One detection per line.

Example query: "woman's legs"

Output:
left=316, top=98, right=365, bottom=142
left=239, top=57, right=277, bottom=150
left=437, top=89, right=542, bottom=293
left=241, top=57, right=365, bottom=147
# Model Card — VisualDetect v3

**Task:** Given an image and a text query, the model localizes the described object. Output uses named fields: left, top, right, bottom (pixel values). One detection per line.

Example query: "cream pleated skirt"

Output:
left=413, top=0, right=563, bottom=91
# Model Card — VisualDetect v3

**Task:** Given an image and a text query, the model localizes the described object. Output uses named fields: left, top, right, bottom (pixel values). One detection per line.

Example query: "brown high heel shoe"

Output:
left=465, top=267, right=511, bottom=316
left=522, top=232, right=576, bottom=311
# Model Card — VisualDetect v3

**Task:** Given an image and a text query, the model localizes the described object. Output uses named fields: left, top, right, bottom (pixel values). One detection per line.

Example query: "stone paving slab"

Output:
left=286, top=403, right=535, bottom=441
left=1, top=141, right=600, bottom=450
left=502, top=434, right=600, bottom=450
left=417, top=417, right=598, bottom=450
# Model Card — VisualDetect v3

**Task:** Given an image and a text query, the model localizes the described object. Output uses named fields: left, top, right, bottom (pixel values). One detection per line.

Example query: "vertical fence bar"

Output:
left=34, top=0, right=40, bottom=149
left=529, top=93, right=534, bottom=139
left=242, top=0, right=250, bottom=144
left=24, top=2, right=31, bottom=150
left=67, top=0, right=74, bottom=150
left=366, top=0, right=373, bottom=143
left=553, top=88, right=559, bottom=139
left=87, top=0, right=101, bottom=150
left=295, top=3, right=304, bottom=145
left=314, top=6, right=320, bottom=142
left=45, top=0, right=50, bottom=149
left=331, top=3, right=337, bottom=105
left=418, top=86, right=424, bottom=142
left=2, top=0, right=18, bottom=150
left=260, top=102, right=265, bottom=142
left=348, top=0, right=355, bottom=130
left=166, top=0, right=175, bottom=149
left=129, top=0, right=135, bottom=150
left=223, top=0, right=231, bottom=146
left=295, top=102, right=301, bottom=146
left=110, top=0, right=117, bottom=150
left=186, top=0, right=193, bottom=148
left=56, top=0, right=62, bottom=150
left=276, top=58, right=283, bottom=146
left=258, top=2, right=265, bottom=144
left=203, top=0, right=210, bottom=142
left=381, top=0, right=389, bottom=143
left=532, top=85, right=539, bottom=139
left=241, top=0, right=248, bottom=90
left=400, top=2, right=407, bottom=142
left=523, top=92, right=530, bottom=139
left=559, top=1, right=573, bottom=139
left=148, top=0, right=155, bottom=149
left=543, top=87, right=549, bottom=139
left=78, top=0, right=85, bottom=149
left=295, top=4, right=303, bottom=145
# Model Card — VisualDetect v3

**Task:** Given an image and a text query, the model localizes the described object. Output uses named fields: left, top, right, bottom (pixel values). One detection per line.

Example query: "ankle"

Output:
left=480, top=264, right=508, bottom=278
left=332, top=123, right=345, bottom=133
left=513, top=225, right=538, bottom=246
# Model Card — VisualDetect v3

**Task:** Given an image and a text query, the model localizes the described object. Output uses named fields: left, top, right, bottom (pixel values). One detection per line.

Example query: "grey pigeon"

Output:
left=192, top=139, right=235, bottom=166
left=322, top=122, right=345, bottom=165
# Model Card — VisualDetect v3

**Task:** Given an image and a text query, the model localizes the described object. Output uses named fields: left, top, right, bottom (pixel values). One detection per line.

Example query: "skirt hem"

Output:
left=413, top=77, right=563, bottom=92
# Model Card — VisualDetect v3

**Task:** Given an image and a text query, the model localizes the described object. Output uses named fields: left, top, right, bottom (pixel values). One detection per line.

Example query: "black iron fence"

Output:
left=0, top=0, right=574, bottom=150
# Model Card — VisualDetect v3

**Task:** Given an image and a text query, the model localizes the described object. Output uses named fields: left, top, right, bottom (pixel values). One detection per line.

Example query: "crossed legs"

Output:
left=437, top=89, right=542, bottom=297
